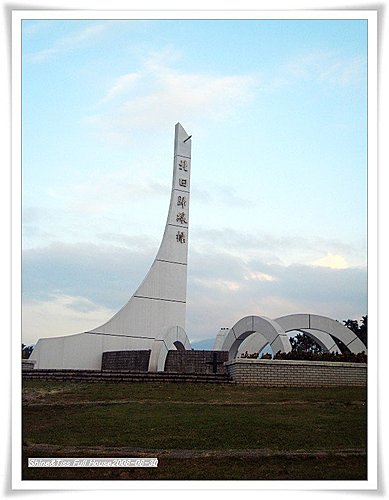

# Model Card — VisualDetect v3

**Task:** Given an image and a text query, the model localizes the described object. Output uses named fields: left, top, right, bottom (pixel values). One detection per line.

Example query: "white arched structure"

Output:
left=213, top=328, right=230, bottom=351
left=148, top=326, right=191, bottom=372
left=298, top=329, right=341, bottom=354
left=220, top=316, right=291, bottom=361
left=237, top=331, right=269, bottom=357
left=275, top=314, right=367, bottom=354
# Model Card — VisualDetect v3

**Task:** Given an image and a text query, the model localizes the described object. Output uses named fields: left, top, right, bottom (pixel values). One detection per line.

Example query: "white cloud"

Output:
left=312, top=253, right=349, bottom=269
left=318, top=54, right=365, bottom=86
left=193, top=277, right=242, bottom=292
left=22, top=294, right=116, bottom=344
left=87, top=49, right=257, bottom=142
left=22, top=240, right=366, bottom=344
left=278, top=51, right=366, bottom=87
left=68, top=170, right=170, bottom=215
left=27, top=24, right=106, bottom=63
left=98, top=73, right=141, bottom=105
left=86, top=47, right=364, bottom=146
left=245, top=271, right=276, bottom=282
left=187, top=253, right=367, bottom=340
left=191, top=227, right=366, bottom=268
left=22, top=21, right=52, bottom=37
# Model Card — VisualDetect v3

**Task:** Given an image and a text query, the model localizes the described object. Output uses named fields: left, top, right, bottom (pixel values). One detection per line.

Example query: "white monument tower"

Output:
left=90, top=122, right=191, bottom=339
left=30, top=123, right=193, bottom=371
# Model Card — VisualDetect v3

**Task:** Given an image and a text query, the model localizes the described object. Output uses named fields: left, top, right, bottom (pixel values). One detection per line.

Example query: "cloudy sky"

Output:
left=21, top=15, right=368, bottom=345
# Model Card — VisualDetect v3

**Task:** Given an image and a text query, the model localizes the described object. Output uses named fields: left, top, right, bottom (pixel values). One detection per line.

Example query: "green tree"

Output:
left=343, top=315, right=367, bottom=347
left=290, top=333, right=323, bottom=353
left=343, top=319, right=359, bottom=334
left=22, top=344, right=34, bottom=359
left=359, top=315, right=367, bottom=347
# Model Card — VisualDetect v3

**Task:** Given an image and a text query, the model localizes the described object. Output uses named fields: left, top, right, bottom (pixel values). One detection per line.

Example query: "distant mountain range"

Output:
left=190, top=338, right=215, bottom=350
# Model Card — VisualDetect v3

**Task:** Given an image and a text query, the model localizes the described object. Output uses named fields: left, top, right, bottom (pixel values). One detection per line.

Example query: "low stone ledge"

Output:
left=22, top=369, right=232, bottom=384
left=225, top=359, right=367, bottom=387
left=225, top=359, right=367, bottom=368
left=22, top=360, right=36, bottom=371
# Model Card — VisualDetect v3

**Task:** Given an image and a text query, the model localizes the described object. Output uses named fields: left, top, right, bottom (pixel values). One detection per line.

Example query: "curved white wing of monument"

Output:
left=30, top=123, right=192, bottom=370
left=88, top=123, right=191, bottom=340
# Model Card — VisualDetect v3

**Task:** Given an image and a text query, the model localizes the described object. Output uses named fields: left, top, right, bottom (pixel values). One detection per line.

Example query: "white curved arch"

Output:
left=213, top=328, right=230, bottom=350
left=221, top=316, right=291, bottom=361
left=148, top=325, right=191, bottom=372
left=237, top=331, right=269, bottom=358
left=299, top=329, right=341, bottom=354
left=275, top=314, right=367, bottom=354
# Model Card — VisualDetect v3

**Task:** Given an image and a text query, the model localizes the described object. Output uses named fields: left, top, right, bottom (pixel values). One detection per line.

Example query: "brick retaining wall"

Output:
left=101, top=350, right=150, bottom=371
left=22, top=356, right=367, bottom=387
left=165, top=350, right=229, bottom=374
left=22, top=369, right=230, bottom=384
left=22, top=360, right=36, bottom=371
left=225, top=359, right=367, bottom=387
left=101, top=350, right=229, bottom=373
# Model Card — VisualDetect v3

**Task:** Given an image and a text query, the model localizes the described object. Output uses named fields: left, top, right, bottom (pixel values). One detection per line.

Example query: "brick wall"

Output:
left=101, top=350, right=151, bottom=371
left=22, top=369, right=230, bottom=384
left=165, top=350, right=229, bottom=374
left=226, top=359, right=367, bottom=387
left=22, top=360, right=36, bottom=371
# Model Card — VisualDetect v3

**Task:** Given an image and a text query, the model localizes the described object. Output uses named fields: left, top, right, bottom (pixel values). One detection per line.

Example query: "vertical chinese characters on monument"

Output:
left=178, top=159, right=188, bottom=172
left=177, top=195, right=186, bottom=208
left=176, top=231, right=186, bottom=243
left=175, top=156, right=190, bottom=244
left=176, top=212, right=187, bottom=224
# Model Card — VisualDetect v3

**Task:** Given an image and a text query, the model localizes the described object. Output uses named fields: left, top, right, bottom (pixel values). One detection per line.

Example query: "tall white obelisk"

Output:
left=87, top=122, right=191, bottom=339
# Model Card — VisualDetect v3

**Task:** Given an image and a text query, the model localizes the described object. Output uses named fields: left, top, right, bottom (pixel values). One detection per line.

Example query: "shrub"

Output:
left=273, top=350, right=367, bottom=363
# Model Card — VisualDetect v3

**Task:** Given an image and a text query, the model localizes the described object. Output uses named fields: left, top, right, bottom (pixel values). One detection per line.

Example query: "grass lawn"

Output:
left=22, top=381, right=367, bottom=481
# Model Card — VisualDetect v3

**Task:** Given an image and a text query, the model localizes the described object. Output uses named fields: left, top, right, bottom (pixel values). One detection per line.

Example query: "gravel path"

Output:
left=23, top=442, right=366, bottom=459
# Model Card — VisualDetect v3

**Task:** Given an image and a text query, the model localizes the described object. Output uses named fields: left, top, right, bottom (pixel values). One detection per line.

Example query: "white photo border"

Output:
left=11, top=8, right=378, bottom=491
